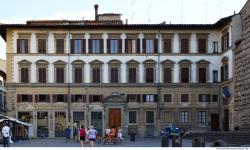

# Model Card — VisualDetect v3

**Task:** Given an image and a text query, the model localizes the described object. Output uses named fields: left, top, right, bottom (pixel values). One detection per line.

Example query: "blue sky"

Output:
left=0, top=0, right=247, bottom=59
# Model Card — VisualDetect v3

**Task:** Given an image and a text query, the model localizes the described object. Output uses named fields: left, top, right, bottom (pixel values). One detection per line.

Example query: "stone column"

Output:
left=173, top=63, right=180, bottom=83
left=139, top=63, right=144, bottom=83
left=103, top=33, right=108, bottom=54
left=190, top=33, right=197, bottom=53
left=48, top=32, right=54, bottom=54
left=139, top=33, right=144, bottom=53
left=65, top=33, right=70, bottom=54
left=85, top=63, right=90, bottom=83
left=121, top=33, right=126, bottom=53
left=13, top=32, right=18, bottom=53
left=85, top=33, right=90, bottom=54
left=30, top=63, right=36, bottom=83
left=49, top=110, right=55, bottom=138
left=48, top=63, right=54, bottom=83
left=173, top=33, right=179, bottom=53
left=158, top=33, right=163, bottom=53
left=103, top=63, right=109, bottom=83
left=33, top=110, right=37, bottom=138
left=121, top=63, right=126, bottom=83
left=30, top=32, right=36, bottom=53
left=138, top=108, right=145, bottom=137
left=191, top=63, right=197, bottom=83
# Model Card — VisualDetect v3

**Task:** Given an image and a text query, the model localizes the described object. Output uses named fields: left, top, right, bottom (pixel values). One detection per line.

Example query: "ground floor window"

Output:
left=180, top=111, right=189, bottom=123
left=164, top=111, right=173, bottom=124
left=91, top=112, right=102, bottom=136
left=73, top=112, right=85, bottom=127
left=37, top=111, right=48, bottom=137
left=18, top=112, right=32, bottom=123
left=129, top=111, right=137, bottom=124
left=55, top=112, right=66, bottom=137
left=146, top=111, right=154, bottom=124
left=198, top=111, right=206, bottom=123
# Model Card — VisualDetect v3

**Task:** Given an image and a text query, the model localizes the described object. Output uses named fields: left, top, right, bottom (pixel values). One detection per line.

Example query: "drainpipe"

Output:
left=156, top=29, right=161, bottom=136
left=67, top=28, right=71, bottom=132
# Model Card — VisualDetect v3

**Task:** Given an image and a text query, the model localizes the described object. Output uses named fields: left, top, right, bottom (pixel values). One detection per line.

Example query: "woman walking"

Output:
left=87, top=126, right=97, bottom=147
left=79, top=125, right=86, bottom=147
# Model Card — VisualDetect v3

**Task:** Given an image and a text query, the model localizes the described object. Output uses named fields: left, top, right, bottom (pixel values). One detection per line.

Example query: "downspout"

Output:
left=67, top=27, right=71, bottom=129
left=156, top=28, right=161, bottom=135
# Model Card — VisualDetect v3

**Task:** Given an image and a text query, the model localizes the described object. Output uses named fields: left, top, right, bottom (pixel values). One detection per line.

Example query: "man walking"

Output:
left=2, top=122, right=10, bottom=147
left=65, top=126, right=71, bottom=143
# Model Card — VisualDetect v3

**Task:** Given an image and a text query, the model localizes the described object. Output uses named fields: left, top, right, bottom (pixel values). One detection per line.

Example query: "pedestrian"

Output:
left=118, top=126, right=123, bottom=141
left=2, top=122, right=10, bottom=147
left=87, top=126, right=97, bottom=147
left=79, top=125, right=86, bottom=147
left=73, top=126, right=79, bottom=143
left=65, top=126, right=71, bottom=143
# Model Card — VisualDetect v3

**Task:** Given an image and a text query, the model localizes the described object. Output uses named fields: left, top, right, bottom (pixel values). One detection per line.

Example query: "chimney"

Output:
left=94, top=4, right=99, bottom=21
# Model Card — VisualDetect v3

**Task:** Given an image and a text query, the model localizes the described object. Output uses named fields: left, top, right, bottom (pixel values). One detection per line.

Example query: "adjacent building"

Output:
left=0, top=59, right=6, bottom=114
left=0, top=4, right=243, bottom=138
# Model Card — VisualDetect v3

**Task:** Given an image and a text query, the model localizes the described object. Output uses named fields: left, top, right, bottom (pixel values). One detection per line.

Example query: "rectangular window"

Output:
left=198, top=39, right=207, bottom=53
left=129, top=111, right=137, bottom=124
left=221, top=64, right=229, bottom=81
left=128, top=68, right=137, bottom=83
left=89, top=39, right=103, bottom=54
left=125, top=39, right=137, bottom=54
left=163, top=67, right=172, bottom=83
left=53, top=94, right=67, bottom=103
left=198, top=68, right=207, bottom=83
left=127, top=94, right=141, bottom=102
left=17, top=39, right=28, bottom=54
left=56, top=39, right=64, bottom=54
left=212, top=95, right=218, bottom=102
left=145, top=68, right=154, bottom=83
left=146, top=111, right=154, bottom=124
left=143, top=94, right=157, bottom=102
left=38, top=39, right=46, bottom=53
left=18, top=112, right=32, bottom=123
left=213, top=70, right=218, bottom=83
left=71, top=95, right=86, bottom=103
left=181, top=39, right=189, bottom=53
left=180, top=111, right=188, bottom=123
left=198, top=111, right=206, bottom=123
left=74, top=68, right=82, bottom=83
left=181, top=68, right=189, bottom=83
left=38, top=68, right=46, bottom=83
left=89, top=95, right=103, bottom=103
left=71, top=39, right=85, bottom=54
left=108, top=39, right=121, bottom=54
left=92, top=68, right=100, bottom=83
left=146, top=39, right=154, bottom=53
left=213, top=42, right=218, bottom=53
left=181, top=94, right=189, bottom=103
left=21, top=68, right=29, bottom=83
left=199, top=94, right=210, bottom=102
left=163, top=39, right=172, bottom=53
left=110, top=68, right=119, bottom=83
left=164, top=94, right=172, bottom=102
left=17, top=94, right=33, bottom=102
left=35, top=94, right=50, bottom=103
left=56, top=68, right=64, bottom=83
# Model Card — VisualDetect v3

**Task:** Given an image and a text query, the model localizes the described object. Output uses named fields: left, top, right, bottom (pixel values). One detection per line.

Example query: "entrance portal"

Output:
left=108, top=108, right=121, bottom=129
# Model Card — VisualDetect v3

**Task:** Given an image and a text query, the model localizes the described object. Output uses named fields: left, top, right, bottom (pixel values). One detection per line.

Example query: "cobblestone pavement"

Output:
left=7, top=137, right=212, bottom=147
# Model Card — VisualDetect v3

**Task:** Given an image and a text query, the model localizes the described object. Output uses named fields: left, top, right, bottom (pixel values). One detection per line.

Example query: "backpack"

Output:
left=79, top=128, right=86, bottom=136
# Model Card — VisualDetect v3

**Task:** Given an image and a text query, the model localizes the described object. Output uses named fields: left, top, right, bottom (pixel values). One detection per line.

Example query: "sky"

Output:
left=0, top=0, right=247, bottom=60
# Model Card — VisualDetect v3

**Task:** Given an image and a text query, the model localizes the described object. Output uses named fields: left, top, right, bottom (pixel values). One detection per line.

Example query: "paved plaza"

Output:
left=7, top=137, right=213, bottom=147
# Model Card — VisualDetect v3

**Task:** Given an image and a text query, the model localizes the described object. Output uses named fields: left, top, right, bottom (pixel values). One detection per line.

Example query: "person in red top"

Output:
left=79, top=125, right=86, bottom=147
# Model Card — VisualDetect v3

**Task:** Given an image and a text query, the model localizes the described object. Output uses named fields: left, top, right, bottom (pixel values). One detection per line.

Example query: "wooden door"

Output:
left=109, top=108, right=121, bottom=129
left=211, top=113, right=220, bottom=131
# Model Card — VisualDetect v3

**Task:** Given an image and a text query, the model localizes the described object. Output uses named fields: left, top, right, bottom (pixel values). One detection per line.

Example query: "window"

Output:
left=53, top=94, right=67, bottom=103
left=110, top=68, right=119, bottom=83
left=145, top=68, right=154, bottom=83
left=71, top=39, right=85, bottom=54
left=212, top=95, right=218, bottom=102
left=180, top=39, right=189, bottom=53
left=107, top=39, right=122, bottom=54
left=129, top=111, right=137, bottom=124
left=146, top=39, right=154, bottom=53
left=163, top=67, right=172, bottom=83
left=143, top=94, right=157, bottom=102
left=146, top=111, right=154, bottom=124
left=89, top=39, right=103, bottom=54
left=71, top=95, right=86, bottom=103
left=38, top=68, right=46, bottom=83
left=198, top=39, right=207, bottom=53
left=17, top=94, right=33, bottom=102
left=221, top=32, right=229, bottom=51
left=128, top=68, right=137, bottom=83
left=17, top=39, right=28, bottom=54
left=125, top=39, right=138, bottom=53
left=198, top=111, right=206, bottom=123
left=21, top=68, right=29, bottom=83
left=213, top=70, right=218, bottom=83
left=18, top=112, right=32, bottom=123
left=143, top=39, right=158, bottom=54
left=89, top=95, right=103, bottom=103
left=56, top=39, right=64, bottom=54
left=164, top=94, right=172, bottom=102
left=38, top=39, right=46, bottom=53
left=74, top=68, right=82, bottom=83
left=198, top=68, right=207, bottom=83
left=181, top=94, right=189, bottom=103
left=92, top=68, right=101, bottom=83
left=35, top=94, right=50, bottom=103
left=181, top=68, right=189, bottom=83
left=56, top=67, right=64, bottom=83
left=221, top=64, right=229, bottom=81
left=213, top=42, right=218, bottom=53
left=163, top=39, right=172, bottom=53
left=37, top=112, right=48, bottom=119
left=180, top=111, right=188, bottom=123
left=127, top=94, right=141, bottom=102
left=199, top=94, right=210, bottom=102
left=73, top=112, right=84, bottom=122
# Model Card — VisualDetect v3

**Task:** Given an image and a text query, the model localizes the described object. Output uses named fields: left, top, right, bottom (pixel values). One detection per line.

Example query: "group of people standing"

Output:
left=66, top=125, right=97, bottom=147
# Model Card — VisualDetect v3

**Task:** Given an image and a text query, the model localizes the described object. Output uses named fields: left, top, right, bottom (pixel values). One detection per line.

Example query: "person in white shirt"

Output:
left=2, top=122, right=10, bottom=147
left=86, top=126, right=97, bottom=147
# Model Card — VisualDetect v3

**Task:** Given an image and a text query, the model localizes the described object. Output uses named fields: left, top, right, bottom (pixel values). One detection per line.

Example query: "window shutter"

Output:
left=221, top=66, right=224, bottom=81
left=100, top=95, right=103, bottom=102
left=17, top=39, right=21, bottom=53
left=181, top=68, right=189, bottom=83
left=47, top=95, right=50, bottom=103
left=71, top=95, right=75, bottom=102
left=181, top=39, right=189, bottom=53
left=154, top=94, right=158, bottom=102
left=64, top=94, right=68, bottom=103
left=154, top=39, right=158, bottom=53
left=221, top=36, right=224, bottom=51
left=164, top=39, right=172, bottom=53
left=142, top=94, right=146, bottom=102
left=70, top=39, right=74, bottom=54
left=136, top=39, right=140, bottom=53
left=125, top=39, right=128, bottom=53
left=88, top=39, right=92, bottom=53
left=207, top=94, right=211, bottom=102
left=97, top=68, right=100, bottom=83
left=100, top=39, right=104, bottom=53
left=82, top=39, right=86, bottom=54
left=89, top=95, right=93, bottom=103
left=38, top=39, right=46, bottom=53
left=143, top=39, right=146, bottom=53
left=35, top=95, right=39, bottom=103
left=17, top=94, right=21, bottom=103
left=136, top=94, right=141, bottom=103
left=82, top=95, right=86, bottom=102
left=29, top=95, right=33, bottom=102
left=119, top=39, right=122, bottom=53
left=53, top=95, right=57, bottom=102
left=25, top=39, right=28, bottom=53
left=226, top=33, right=229, bottom=49
left=198, top=39, right=206, bottom=53
left=107, top=39, right=111, bottom=53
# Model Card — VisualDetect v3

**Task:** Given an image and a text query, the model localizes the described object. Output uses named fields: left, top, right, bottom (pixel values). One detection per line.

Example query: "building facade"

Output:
left=0, top=5, right=242, bottom=138
left=0, top=59, right=6, bottom=114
